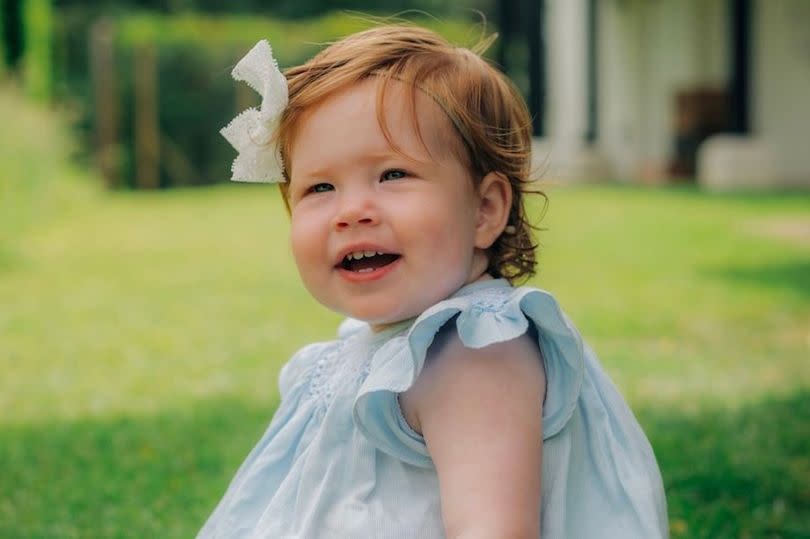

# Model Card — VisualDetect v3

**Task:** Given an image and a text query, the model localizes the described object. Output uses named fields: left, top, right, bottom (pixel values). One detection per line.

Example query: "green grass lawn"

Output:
left=2, top=85, right=809, bottom=538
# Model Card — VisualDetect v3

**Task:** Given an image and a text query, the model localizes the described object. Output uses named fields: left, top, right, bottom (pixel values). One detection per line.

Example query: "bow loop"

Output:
left=220, top=40, right=288, bottom=183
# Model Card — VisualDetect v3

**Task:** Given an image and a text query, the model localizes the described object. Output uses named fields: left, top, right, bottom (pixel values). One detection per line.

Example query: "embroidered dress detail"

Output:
left=306, top=337, right=378, bottom=418
left=306, top=340, right=346, bottom=402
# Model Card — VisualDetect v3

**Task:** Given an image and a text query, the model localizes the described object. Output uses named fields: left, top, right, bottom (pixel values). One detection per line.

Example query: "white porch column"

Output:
left=542, top=0, right=610, bottom=181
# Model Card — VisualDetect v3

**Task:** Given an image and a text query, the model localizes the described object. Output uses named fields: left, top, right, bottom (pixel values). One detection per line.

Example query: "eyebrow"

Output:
left=294, top=149, right=431, bottom=180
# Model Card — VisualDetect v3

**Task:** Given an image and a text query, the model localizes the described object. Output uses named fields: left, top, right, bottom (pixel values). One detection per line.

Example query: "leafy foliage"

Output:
left=58, top=11, right=482, bottom=188
left=0, top=82, right=96, bottom=266
left=22, top=0, right=54, bottom=100
left=52, top=0, right=488, bottom=20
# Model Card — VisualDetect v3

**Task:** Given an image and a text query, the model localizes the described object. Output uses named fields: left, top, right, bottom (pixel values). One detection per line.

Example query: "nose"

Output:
left=333, top=191, right=379, bottom=230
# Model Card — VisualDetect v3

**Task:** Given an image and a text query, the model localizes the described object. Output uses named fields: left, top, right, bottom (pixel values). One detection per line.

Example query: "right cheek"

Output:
left=290, top=222, right=328, bottom=271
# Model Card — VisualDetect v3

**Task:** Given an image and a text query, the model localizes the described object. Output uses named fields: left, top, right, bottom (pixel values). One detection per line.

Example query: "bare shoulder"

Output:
left=400, top=321, right=546, bottom=434
left=399, top=320, right=547, bottom=537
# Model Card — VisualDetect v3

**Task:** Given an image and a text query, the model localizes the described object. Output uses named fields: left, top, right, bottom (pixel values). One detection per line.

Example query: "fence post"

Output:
left=134, top=43, right=160, bottom=189
left=0, top=5, right=6, bottom=76
left=22, top=0, right=52, bottom=101
left=90, top=18, right=119, bottom=188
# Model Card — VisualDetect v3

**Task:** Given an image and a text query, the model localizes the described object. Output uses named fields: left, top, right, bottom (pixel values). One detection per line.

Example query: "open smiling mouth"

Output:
left=339, top=251, right=401, bottom=273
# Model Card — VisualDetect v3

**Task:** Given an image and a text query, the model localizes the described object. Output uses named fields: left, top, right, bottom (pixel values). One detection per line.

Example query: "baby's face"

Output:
left=287, top=78, right=489, bottom=328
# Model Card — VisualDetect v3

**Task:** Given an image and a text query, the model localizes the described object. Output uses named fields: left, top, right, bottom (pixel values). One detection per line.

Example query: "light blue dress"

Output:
left=197, top=279, right=668, bottom=538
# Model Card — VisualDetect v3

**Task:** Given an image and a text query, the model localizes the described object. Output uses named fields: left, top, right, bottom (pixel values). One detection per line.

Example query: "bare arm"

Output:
left=400, top=329, right=546, bottom=538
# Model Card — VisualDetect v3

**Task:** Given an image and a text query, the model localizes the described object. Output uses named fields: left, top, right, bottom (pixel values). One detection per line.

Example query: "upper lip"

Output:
left=334, top=243, right=400, bottom=267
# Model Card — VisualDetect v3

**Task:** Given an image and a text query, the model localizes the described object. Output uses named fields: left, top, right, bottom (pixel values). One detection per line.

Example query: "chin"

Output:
left=350, top=309, right=412, bottom=327
left=318, top=280, right=469, bottom=328
left=339, top=301, right=419, bottom=327
left=353, top=296, right=454, bottom=328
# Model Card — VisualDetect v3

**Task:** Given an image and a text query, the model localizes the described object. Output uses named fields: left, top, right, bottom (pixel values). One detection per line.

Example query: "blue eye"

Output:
left=308, top=183, right=334, bottom=194
left=381, top=169, right=408, bottom=181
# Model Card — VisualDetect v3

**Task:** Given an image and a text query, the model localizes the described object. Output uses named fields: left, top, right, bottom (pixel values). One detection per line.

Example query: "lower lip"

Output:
left=336, top=257, right=401, bottom=283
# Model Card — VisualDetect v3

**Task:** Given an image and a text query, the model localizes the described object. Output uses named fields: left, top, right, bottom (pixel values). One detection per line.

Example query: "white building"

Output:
left=534, top=0, right=810, bottom=189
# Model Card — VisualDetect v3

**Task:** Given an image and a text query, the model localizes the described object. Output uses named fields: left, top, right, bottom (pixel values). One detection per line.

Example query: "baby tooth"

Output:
left=345, top=250, right=384, bottom=261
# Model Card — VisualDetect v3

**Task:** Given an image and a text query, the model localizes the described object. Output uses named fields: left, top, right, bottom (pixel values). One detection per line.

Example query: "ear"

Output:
left=474, top=171, right=512, bottom=250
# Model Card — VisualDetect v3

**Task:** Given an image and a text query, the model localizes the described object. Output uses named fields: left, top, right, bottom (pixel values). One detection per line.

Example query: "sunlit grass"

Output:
left=534, top=186, right=810, bottom=410
left=1, top=84, right=809, bottom=538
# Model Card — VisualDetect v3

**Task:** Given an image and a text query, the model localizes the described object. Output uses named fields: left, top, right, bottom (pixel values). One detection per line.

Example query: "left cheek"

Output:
left=420, top=216, right=475, bottom=260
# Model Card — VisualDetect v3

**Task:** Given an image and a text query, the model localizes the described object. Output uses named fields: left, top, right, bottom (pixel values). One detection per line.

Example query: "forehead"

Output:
left=288, top=78, right=464, bottom=174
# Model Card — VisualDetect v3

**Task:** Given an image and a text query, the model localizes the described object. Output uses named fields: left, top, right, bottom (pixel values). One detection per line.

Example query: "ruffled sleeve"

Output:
left=352, top=281, right=585, bottom=467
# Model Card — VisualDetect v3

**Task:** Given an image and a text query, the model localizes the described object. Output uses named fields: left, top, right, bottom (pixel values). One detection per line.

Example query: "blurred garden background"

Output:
left=1, top=0, right=809, bottom=537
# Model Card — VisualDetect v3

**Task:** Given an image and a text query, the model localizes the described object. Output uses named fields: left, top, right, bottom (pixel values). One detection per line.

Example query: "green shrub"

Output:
left=0, top=7, right=6, bottom=75
left=65, top=11, right=481, bottom=188
left=23, top=0, right=54, bottom=101
left=0, top=83, right=97, bottom=266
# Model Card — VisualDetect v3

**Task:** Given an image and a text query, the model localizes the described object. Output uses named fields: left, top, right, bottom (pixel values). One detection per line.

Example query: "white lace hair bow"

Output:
left=221, top=40, right=288, bottom=183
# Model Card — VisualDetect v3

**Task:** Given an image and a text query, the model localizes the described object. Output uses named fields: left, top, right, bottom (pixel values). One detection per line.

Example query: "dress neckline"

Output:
left=449, top=277, right=510, bottom=298
left=355, top=278, right=511, bottom=345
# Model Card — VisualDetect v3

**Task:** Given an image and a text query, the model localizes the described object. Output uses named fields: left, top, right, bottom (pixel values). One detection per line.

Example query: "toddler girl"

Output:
left=199, top=25, right=668, bottom=538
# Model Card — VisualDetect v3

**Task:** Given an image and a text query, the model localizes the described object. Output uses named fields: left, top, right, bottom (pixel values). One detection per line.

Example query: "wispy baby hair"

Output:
left=277, top=24, right=544, bottom=283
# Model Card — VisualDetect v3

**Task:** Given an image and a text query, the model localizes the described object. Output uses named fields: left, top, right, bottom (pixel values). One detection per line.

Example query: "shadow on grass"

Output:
left=0, top=397, right=277, bottom=539
left=705, top=259, right=810, bottom=299
left=2, top=392, right=808, bottom=538
left=639, top=390, right=810, bottom=539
